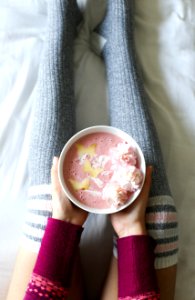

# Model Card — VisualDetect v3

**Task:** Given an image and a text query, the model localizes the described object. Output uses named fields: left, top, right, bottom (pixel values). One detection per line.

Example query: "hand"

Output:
left=110, top=166, right=152, bottom=238
left=51, top=157, right=88, bottom=226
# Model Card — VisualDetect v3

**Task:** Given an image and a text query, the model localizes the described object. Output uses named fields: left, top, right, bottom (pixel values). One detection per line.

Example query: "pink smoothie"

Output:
left=63, top=132, right=143, bottom=209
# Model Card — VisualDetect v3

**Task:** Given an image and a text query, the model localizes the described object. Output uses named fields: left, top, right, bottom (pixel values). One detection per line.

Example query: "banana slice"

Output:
left=83, top=160, right=103, bottom=178
left=69, top=178, right=90, bottom=191
left=76, top=143, right=96, bottom=158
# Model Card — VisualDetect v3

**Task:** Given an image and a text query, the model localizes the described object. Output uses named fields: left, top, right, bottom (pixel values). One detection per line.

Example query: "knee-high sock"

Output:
left=23, top=0, right=79, bottom=251
left=97, top=0, right=178, bottom=268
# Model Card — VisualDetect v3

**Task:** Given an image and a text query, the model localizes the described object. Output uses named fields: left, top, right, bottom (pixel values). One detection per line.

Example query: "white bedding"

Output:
left=1, top=0, right=195, bottom=299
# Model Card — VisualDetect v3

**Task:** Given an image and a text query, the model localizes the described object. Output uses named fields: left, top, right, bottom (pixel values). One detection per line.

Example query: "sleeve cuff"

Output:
left=33, top=218, right=83, bottom=287
left=117, top=235, right=159, bottom=298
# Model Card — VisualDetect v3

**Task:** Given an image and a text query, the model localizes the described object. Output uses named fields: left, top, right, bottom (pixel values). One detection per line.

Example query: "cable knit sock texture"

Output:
left=98, top=0, right=178, bottom=268
left=23, top=0, right=79, bottom=251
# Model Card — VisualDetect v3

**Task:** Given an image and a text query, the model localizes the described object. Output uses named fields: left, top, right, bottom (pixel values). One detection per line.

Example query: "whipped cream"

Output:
left=101, top=143, right=143, bottom=207
left=110, top=142, right=137, bottom=165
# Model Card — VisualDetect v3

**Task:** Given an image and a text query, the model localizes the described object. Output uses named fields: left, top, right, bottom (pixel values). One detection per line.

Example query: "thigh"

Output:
left=6, top=247, right=37, bottom=300
left=100, top=256, right=118, bottom=300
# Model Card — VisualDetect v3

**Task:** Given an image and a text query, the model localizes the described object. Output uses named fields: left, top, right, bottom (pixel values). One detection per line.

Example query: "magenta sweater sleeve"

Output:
left=24, top=218, right=83, bottom=300
left=117, top=235, right=160, bottom=300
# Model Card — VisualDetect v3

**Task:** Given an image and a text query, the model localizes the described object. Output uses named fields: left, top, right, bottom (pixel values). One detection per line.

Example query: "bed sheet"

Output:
left=0, top=0, right=195, bottom=299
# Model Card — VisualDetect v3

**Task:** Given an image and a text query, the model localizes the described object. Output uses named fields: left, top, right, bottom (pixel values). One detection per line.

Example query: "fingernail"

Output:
left=53, top=156, right=58, bottom=166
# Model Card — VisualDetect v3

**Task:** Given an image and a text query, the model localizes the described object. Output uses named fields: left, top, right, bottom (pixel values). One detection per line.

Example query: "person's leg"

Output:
left=97, top=1, right=178, bottom=298
left=100, top=256, right=118, bottom=300
left=23, top=0, right=78, bottom=250
left=7, top=1, right=82, bottom=299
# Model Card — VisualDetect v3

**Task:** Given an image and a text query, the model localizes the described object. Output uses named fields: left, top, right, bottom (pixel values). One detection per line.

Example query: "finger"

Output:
left=51, top=156, right=61, bottom=189
left=139, top=165, right=153, bottom=200
left=145, top=165, right=153, bottom=190
left=51, top=157, right=71, bottom=206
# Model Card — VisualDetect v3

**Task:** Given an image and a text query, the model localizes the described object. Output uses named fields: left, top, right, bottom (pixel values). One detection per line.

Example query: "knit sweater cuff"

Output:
left=117, top=235, right=159, bottom=298
left=33, top=218, right=83, bottom=287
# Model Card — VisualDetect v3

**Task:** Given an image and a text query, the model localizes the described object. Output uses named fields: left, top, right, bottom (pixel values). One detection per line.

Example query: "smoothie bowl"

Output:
left=58, top=126, right=146, bottom=214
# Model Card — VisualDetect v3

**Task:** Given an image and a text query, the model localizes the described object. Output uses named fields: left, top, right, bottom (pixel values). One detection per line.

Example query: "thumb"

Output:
left=140, top=165, right=153, bottom=201
left=51, top=156, right=60, bottom=189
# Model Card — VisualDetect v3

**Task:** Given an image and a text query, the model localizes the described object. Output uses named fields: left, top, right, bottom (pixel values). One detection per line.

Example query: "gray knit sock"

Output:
left=23, top=0, right=80, bottom=250
left=97, top=0, right=178, bottom=268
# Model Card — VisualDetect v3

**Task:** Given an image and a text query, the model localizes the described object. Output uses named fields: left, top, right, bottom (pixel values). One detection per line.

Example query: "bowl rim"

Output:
left=58, top=125, right=146, bottom=214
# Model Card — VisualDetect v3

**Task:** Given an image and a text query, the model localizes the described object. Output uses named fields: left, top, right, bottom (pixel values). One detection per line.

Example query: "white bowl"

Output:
left=58, top=125, right=146, bottom=214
